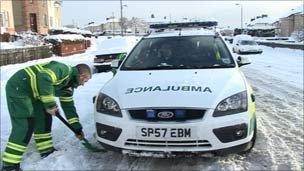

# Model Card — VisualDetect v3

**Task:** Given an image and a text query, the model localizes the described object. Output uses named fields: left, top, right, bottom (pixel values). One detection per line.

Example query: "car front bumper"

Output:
left=94, top=109, right=255, bottom=155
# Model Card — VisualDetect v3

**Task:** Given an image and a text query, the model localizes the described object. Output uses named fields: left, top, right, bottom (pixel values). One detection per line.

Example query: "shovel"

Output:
left=55, top=112, right=106, bottom=152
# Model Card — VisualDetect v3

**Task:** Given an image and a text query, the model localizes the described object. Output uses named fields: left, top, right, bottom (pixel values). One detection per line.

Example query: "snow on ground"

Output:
left=0, top=40, right=33, bottom=50
left=1, top=36, right=303, bottom=170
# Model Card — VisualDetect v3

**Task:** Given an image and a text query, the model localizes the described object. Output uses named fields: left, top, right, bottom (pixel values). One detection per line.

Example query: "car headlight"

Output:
left=96, top=93, right=122, bottom=117
left=213, top=91, right=247, bottom=117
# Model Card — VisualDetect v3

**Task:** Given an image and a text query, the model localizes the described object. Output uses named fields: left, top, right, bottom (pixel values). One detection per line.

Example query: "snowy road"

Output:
left=1, top=37, right=303, bottom=170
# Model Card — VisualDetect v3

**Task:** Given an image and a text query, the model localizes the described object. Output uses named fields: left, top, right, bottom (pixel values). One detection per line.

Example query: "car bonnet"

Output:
left=100, top=68, right=246, bottom=109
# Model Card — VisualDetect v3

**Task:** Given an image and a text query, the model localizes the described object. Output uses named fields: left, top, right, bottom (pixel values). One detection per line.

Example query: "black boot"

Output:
left=40, top=148, right=57, bottom=158
left=1, top=164, right=22, bottom=171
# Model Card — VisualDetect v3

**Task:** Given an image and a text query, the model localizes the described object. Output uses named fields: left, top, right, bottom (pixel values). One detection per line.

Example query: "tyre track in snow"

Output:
left=241, top=67, right=303, bottom=170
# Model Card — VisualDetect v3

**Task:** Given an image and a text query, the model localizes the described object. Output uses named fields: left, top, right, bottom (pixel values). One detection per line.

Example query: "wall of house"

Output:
left=53, top=0, right=62, bottom=28
left=12, top=0, right=24, bottom=32
left=13, top=0, right=49, bottom=34
left=279, top=14, right=304, bottom=37
left=294, top=14, right=304, bottom=32
left=0, top=0, right=15, bottom=34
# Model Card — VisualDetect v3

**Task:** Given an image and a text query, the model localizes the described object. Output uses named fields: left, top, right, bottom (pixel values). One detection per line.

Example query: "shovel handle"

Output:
left=55, top=112, right=80, bottom=136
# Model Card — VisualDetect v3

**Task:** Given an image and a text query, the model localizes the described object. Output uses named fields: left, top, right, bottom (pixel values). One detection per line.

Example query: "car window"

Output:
left=121, top=36, right=235, bottom=70
left=240, top=40, right=257, bottom=45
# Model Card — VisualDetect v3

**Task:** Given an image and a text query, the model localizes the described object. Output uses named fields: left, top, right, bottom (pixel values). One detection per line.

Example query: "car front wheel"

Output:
left=239, top=120, right=257, bottom=154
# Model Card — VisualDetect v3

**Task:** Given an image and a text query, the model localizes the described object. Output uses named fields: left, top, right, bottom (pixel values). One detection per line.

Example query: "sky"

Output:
left=62, top=1, right=303, bottom=28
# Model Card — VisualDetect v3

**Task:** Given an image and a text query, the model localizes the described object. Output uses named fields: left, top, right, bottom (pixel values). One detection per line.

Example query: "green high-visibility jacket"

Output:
left=6, top=61, right=82, bottom=129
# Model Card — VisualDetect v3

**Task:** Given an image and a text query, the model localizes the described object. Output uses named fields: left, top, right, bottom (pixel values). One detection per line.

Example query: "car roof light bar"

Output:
left=149, top=21, right=218, bottom=29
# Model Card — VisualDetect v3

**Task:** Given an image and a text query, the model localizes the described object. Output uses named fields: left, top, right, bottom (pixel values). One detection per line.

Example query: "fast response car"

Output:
left=93, top=21, right=256, bottom=156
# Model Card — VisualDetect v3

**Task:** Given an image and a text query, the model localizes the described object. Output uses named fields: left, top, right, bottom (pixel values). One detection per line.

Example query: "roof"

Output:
left=246, top=25, right=276, bottom=30
left=146, top=29, right=216, bottom=38
left=247, top=17, right=276, bottom=26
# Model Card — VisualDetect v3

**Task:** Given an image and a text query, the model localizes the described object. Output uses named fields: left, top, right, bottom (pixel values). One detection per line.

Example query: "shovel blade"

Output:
left=81, top=138, right=107, bottom=152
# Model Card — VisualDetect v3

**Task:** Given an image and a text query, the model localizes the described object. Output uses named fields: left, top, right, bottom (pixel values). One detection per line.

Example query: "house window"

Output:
left=0, top=12, right=4, bottom=27
left=50, top=16, right=53, bottom=27
left=5, top=11, right=9, bottom=27
left=44, top=14, right=48, bottom=26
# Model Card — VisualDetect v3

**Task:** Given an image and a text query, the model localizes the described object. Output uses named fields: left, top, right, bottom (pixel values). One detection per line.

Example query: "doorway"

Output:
left=29, top=13, right=37, bottom=32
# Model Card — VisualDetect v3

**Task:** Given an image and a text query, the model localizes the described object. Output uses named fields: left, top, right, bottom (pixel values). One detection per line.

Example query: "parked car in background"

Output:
left=224, top=36, right=234, bottom=44
left=232, top=35, right=263, bottom=54
left=94, top=52, right=126, bottom=73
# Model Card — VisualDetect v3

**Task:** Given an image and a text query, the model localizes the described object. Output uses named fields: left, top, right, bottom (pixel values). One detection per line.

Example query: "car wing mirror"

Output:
left=237, top=56, right=251, bottom=67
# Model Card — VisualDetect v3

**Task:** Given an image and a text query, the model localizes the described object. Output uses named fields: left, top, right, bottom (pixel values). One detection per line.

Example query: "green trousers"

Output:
left=2, top=84, right=55, bottom=165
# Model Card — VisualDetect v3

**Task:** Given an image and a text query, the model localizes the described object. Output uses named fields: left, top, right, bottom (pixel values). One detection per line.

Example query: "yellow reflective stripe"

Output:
left=4, top=152, right=22, bottom=160
left=34, top=134, right=52, bottom=139
left=24, top=68, right=39, bottom=98
left=35, top=65, right=43, bottom=72
left=37, top=144, right=53, bottom=151
left=34, top=136, right=51, bottom=140
left=55, top=66, right=72, bottom=85
left=40, top=95, right=55, bottom=103
left=7, top=142, right=26, bottom=150
left=3, top=158, right=21, bottom=164
left=36, top=140, right=53, bottom=148
left=42, top=68, right=57, bottom=84
left=68, top=117, right=79, bottom=124
left=34, top=133, right=51, bottom=137
left=7, top=145, right=25, bottom=152
left=59, top=96, right=73, bottom=102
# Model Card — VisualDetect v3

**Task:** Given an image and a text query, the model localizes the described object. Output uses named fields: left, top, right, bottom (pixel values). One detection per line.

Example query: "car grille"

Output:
left=125, top=139, right=212, bottom=148
left=128, top=109, right=205, bottom=121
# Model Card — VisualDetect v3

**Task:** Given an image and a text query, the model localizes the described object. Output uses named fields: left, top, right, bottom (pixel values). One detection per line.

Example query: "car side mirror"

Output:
left=237, top=56, right=251, bottom=67
left=111, top=59, right=122, bottom=69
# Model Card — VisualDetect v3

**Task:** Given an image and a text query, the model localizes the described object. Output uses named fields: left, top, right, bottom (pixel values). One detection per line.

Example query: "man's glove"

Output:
left=46, top=106, right=59, bottom=116
left=74, top=128, right=84, bottom=140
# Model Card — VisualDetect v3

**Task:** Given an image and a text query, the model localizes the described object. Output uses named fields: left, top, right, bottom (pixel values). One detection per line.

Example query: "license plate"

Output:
left=136, top=127, right=195, bottom=139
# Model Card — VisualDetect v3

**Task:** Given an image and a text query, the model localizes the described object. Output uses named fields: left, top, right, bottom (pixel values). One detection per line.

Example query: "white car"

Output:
left=232, top=35, right=263, bottom=54
left=94, top=22, right=257, bottom=157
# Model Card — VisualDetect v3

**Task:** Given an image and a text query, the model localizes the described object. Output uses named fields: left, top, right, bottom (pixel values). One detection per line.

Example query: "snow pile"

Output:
left=14, top=31, right=46, bottom=46
left=44, top=34, right=85, bottom=42
left=0, top=40, right=29, bottom=50
left=1, top=31, right=48, bottom=49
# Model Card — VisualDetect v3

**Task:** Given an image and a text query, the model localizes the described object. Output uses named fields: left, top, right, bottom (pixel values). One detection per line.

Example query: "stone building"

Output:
left=0, top=0, right=15, bottom=34
left=0, top=0, right=62, bottom=35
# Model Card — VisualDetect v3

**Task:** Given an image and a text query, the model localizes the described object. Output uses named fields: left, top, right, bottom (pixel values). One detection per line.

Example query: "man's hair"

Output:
left=75, top=64, right=91, bottom=76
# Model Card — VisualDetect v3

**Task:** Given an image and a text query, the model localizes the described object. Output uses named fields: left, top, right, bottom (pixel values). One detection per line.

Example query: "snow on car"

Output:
left=93, top=21, right=257, bottom=157
left=232, top=34, right=263, bottom=54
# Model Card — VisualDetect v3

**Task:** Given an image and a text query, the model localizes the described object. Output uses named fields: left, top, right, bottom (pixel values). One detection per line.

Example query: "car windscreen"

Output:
left=240, top=40, right=257, bottom=45
left=120, top=36, right=235, bottom=70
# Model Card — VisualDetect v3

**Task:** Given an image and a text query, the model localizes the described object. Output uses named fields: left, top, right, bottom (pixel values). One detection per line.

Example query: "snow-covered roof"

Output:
left=246, top=25, right=276, bottom=30
left=105, top=18, right=120, bottom=23
left=44, top=34, right=85, bottom=42
left=281, top=5, right=304, bottom=18
left=147, top=29, right=215, bottom=38
left=248, top=17, right=276, bottom=26
left=145, top=17, right=170, bottom=24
